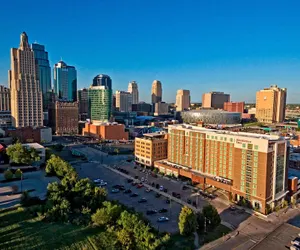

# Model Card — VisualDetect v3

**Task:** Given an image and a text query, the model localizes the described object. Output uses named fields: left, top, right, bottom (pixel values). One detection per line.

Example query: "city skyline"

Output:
left=1, top=1, right=300, bottom=103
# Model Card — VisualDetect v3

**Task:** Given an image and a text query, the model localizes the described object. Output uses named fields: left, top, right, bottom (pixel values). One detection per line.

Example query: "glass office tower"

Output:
left=32, top=43, right=51, bottom=111
left=53, top=61, right=77, bottom=101
left=92, top=74, right=112, bottom=89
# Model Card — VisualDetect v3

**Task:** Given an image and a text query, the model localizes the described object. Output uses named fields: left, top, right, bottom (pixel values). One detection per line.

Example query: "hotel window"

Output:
left=253, top=177, right=257, bottom=184
left=242, top=143, right=246, bottom=148
left=207, top=135, right=210, bottom=139
left=252, top=190, right=256, bottom=196
left=224, top=138, right=227, bottom=141
left=215, top=136, right=218, bottom=140
left=254, top=145, right=258, bottom=150
left=254, top=151, right=258, bottom=157
left=230, top=138, right=233, bottom=142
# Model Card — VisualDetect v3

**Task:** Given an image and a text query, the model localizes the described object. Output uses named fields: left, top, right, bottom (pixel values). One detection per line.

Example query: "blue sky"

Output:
left=0, top=0, right=300, bottom=103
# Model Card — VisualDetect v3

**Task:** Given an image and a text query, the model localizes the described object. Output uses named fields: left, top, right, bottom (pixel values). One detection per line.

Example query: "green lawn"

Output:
left=0, top=207, right=102, bottom=250
left=201, top=224, right=231, bottom=244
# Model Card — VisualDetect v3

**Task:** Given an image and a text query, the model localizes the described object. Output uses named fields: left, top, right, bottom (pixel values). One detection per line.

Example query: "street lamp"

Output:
left=204, top=216, right=211, bottom=233
left=20, top=171, right=23, bottom=193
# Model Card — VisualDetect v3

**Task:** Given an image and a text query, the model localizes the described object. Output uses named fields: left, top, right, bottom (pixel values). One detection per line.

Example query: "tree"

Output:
left=15, top=169, right=23, bottom=179
left=92, top=201, right=123, bottom=226
left=196, top=212, right=205, bottom=231
left=117, top=229, right=134, bottom=250
left=46, top=155, right=75, bottom=178
left=202, top=204, right=221, bottom=230
left=6, top=143, right=40, bottom=165
left=4, top=169, right=13, bottom=180
left=178, top=206, right=197, bottom=235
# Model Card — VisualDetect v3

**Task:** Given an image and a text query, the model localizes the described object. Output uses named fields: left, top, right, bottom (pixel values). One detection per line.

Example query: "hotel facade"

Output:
left=154, top=124, right=289, bottom=214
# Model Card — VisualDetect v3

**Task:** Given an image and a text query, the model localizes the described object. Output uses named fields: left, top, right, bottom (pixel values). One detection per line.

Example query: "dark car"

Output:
left=119, top=185, right=125, bottom=191
left=137, top=183, right=144, bottom=188
left=132, top=182, right=137, bottom=186
left=172, top=192, right=177, bottom=197
left=124, top=189, right=132, bottom=194
left=112, top=184, right=121, bottom=189
left=159, top=208, right=168, bottom=213
left=130, top=193, right=138, bottom=197
left=182, top=185, right=188, bottom=190
left=138, top=198, right=147, bottom=203
left=176, top=194, right=181, bottom=199
left=163, top=188, right=168, bottom=193
left=166, top=199, right=171, bottom=204
left=127, top=179, right=133, bottom=183
left=155, top=193, right=161, bottom=198
left=187, top=199, right=192, bottom=204
left=146, top=210, right=157, bottom=215
left=134, top=176, right=139, bottom=179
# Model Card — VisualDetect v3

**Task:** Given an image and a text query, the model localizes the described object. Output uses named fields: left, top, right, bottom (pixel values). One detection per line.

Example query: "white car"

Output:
left=157, top=216, right=169, bottom=222
left=98, top=181, right=107, bottom=187
left=93, top=179, right=102, bottom=183
left=159, top=186, right=164, bottom=191
left=291, top=238, right=300, bottom=247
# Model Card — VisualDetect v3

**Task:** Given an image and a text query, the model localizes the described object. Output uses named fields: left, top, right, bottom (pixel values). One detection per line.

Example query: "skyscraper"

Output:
left=256, top=85, right=287, bottom=123
left=151, top=80, right=162, bottom=104
left=32, top=43, right=51, bottom=111
left=88, top=86, right=112, bottom=122
left=202, top=92, right=230, bottom=109
left=176, top=89, right=190, bottom=111
left=116, top=91, right=132, bottom=112
left=9, top=32, right=43, bottom=127
left=78, top=88, right=89, bottom=120
left=53, top=61, right=77, bottom=101
left=128, top=81, right=139, bottom=104
left=0, top=85, right=10, bottom=111
left=92, top=74, right=112, bottom=89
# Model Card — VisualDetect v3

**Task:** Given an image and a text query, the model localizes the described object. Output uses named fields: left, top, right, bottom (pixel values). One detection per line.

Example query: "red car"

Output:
left=137, top=183, right=144, bottom=188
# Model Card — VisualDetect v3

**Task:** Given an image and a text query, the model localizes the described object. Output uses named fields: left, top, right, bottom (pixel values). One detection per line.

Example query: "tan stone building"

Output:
left=176, top=89, right=190, bottom=111
left=155, top=124, right=289, bottom=214
left=0, top=85, right=10, bottom=111
left=202, top=92, right=230, bottom=109
left=49, top=101, right=78, bottom=135
left=135, top=132, right=168, bottom=167
left=115, top=91, right=132, bottom=112
left=154, top=102, right=169, bottom=116
left=9, top=32, right=43, bottom=127
left=256, top=85, right=287, bottom=123
left=151, top=80, right=162, bottom=104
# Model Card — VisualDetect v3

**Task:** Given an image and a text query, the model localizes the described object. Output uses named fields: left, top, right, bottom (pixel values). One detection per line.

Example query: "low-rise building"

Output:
left=0, top=111, right=12, bottom=128
left=82, top=122, right=128, bottom=140
left=135, top=132, right=168, bottom=167
left=5, top=126, right=52, bottom=143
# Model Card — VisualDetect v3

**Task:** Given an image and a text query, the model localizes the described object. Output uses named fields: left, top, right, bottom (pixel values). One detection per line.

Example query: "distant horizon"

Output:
left=1, top=1, right=300, bottom=103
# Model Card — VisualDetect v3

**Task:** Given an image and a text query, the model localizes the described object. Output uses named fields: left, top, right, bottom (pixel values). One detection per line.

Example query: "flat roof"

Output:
left=143, top=132, right=166, bottom=138
left=22, top=143, right=44, bottom=149
left=252, top=223, right=300, bottom=250
left=290, top=153, right=300, bottom=161
left=168, top=124, right=283, bottom=141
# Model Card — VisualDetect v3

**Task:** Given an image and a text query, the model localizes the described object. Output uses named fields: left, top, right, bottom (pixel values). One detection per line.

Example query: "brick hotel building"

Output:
left=154, top=124, right=289, bottom=214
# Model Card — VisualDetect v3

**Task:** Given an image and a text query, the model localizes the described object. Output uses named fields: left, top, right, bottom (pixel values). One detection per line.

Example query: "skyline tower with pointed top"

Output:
left=151, top=80, right=162, bottom=112
left=128, top=81, right=139, bottom=104
left=9, top=32, right=43, bottom=127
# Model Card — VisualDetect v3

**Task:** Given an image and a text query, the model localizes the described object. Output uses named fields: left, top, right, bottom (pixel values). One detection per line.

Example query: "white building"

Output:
left=116, top=91, right=132, bottom=112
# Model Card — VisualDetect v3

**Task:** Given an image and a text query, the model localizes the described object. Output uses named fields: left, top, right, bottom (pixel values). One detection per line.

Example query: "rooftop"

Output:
left=22, top=143, right=44, bottom=149
left=169, top=124, right=283, bottom=141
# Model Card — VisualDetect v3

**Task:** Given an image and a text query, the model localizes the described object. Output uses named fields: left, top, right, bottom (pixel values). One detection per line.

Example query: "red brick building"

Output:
left=82, top=122, right=128, bottom=140
left=224, top=102, right=245, bottom=113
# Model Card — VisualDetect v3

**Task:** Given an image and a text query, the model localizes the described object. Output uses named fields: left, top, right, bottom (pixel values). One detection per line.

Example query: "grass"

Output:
left=201, top=224, right=231, bottom=244
left=243, top=122, right=264, bottom=127
left=0, top=207, right=102, bottom=250
left=165, top=233, right=195, bottom=250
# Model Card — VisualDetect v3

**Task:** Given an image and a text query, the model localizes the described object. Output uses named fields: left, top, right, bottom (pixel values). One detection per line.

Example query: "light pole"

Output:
left=204, top=216, right=210, bottom=233
left=20, top=172, right=23, bottom=193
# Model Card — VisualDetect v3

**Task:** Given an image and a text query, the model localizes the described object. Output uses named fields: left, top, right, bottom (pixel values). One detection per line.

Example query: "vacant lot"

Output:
left=0, top=207, right=102, bottom=250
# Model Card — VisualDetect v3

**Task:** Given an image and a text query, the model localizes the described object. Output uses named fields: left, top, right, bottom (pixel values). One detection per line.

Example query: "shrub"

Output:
left=4, top=169, right=13, bottom=180
left=21, top=191, right=43, bottom=207
left=178, top=206, right=197, bottom=236
left=15, top=169, right=23, bottom=179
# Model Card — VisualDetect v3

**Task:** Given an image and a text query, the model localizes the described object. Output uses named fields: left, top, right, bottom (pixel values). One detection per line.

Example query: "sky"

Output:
left=0, top=0, right=300, bottom=103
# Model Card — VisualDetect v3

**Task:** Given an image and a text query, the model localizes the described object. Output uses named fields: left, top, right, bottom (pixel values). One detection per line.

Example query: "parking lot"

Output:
left=74, top=162, right=182, bottom=233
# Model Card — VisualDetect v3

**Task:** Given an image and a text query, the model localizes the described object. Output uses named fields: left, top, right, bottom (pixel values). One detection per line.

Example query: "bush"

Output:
left=15, top=169, right=23, bottom=179
left=178, top=206, right=197, bottom=236
left=4, top=169, right=13, bottom=180
left=21, top=191, right=43, bottom=207
left=202, top=204, right=221, bottom=231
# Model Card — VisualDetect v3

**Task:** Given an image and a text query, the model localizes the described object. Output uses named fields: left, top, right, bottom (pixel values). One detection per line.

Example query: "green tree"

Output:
left=46, top=155, right=75, bottom=178
left=14, top=169, right=23, bottom=179
left=6, top=143, right=40, bottom=165
left=92, top=201, right=122, bottom=226
left=196, top=212, right=205, bottom=231
left=202, top=204, right=221, bottom=230
left=117, top=229, right=134, bottom=250
left=178, top=206, right=197, bottom=236
left=4, top=169, right=13, bottom=180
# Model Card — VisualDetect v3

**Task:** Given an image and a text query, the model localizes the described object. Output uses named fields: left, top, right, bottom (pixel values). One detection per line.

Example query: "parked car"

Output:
left=155, top=193, right=161, bottom=198
left=157, top=216, right=169, bottom=222
left=93, top=179, right=102, bottom=183
left=134, top=175, right=138, bottom=179
left=146, top=210, right=157, bottom=215
left=187, top=199, right=192, bottom=204
left=166, top=199, right=171, bottom=204
left=130, top=193, right=138, bottom=197
left=112, top=185, right=121, bottom=189
left=159, top=208, right=168, bottom=213
left=127, top=179, right=133, bottom=183
left=176, top=193, right=181, bottom=199
left=182, top=185, right=188, bottom=190
left=138, top=198, right=147, bottom=203
left=291, top=238, right=300, bottom=247
left=124, top=189, right=132, bottom=194
left=132, top=182, right=137, bottom=186
left=111, top=189, right=120, bottom=193
left=119, top=185, right=125, bottom=191
left=98, top=181, right=107, bottom=187
left=230, top=206, right=237, bottom=211
left=163, top=188, right=168, bottom=193
left=137, top=183, right=144, bottom=188
left=145, top=188, right=152, bottom=193
left=159, top=186, right=164, bottom=191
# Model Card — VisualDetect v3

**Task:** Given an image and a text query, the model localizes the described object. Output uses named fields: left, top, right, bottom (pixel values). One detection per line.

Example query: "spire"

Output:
left=20, top=32, right=30, bottom=50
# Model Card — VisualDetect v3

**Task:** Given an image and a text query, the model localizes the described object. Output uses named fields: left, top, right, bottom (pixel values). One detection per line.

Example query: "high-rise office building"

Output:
left=49, top=101, right=79, bottom=135
left=116, top=91, right=132, bottom=112
left=128, top=81, right=139, bottom=104
left=224, top=102, right=245, bottom=113
left=77, top=88, right=89, bottom=121
left=88, top=86, right=112, bottom=122
left=154, top=124, right=289, bottom=214
left=256, top=85, right=287, bottom=123
left=9, top=32, right=43, bottom=127
left=154, top=102, right=169, bottom=116
left=53, top=61, right=77, bottom=101
left=202, top=92, right=230, bottom=109
left=176, top=89, right=190, bottom=111
left=92, top=74, right=112, bottom=89
left=32, top=43, right=51, bottom=111
left=0, top=85, right=10, bottom=111
left=151, top=80, right=162, bottom=104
